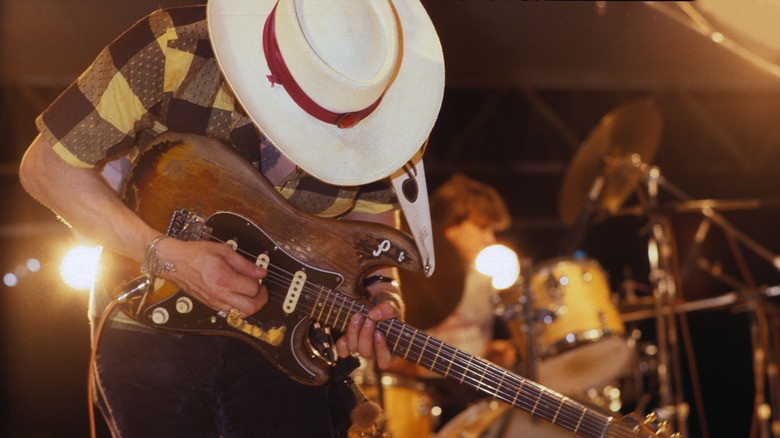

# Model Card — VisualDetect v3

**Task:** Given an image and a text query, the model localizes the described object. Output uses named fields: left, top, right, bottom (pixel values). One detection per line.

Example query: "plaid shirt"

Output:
left=36, top=5, right=394, bottom=217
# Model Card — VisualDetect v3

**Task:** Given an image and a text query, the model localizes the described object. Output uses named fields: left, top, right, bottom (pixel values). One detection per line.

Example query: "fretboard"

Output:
left=307, top=284, right=627, bottom=438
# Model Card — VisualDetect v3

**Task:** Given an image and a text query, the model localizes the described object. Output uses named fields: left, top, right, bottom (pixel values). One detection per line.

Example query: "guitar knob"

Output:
left=176, top=297, right=194, bottom=314
left=151, top=307, right=169, bottom=325
left=657, top=420, right=671, bottom=434
left=671, top=433, right=683, bottom=438
left=643, top=411, right=658, bottom=425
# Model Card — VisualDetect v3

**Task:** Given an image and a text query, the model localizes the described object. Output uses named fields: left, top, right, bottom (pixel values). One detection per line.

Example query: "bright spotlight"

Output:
left=475, top=244, right=520, bottom=290
left=60, top=245, right=103, bottom=290
left=3, top=273, right=18, bottom=287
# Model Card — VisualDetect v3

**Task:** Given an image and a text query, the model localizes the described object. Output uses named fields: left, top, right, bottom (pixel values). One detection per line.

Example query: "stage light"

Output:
left=26, top=258, right=41, bottom=272
left=475, top=244, right=520, bottom=290
left=4, top=273, right=19, bottom=287
left=59, top=245, right=102, bottom=290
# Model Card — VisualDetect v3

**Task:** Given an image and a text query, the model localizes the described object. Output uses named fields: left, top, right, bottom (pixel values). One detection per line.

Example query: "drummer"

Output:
left=393, top=173, right=518, bottom=428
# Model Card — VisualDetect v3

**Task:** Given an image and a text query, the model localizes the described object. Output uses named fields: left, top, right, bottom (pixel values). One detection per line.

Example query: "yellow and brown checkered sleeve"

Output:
left=35, top=6, right=208, bottom=168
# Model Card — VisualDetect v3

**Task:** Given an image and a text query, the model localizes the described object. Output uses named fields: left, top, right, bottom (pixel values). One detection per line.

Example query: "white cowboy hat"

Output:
left=207, top=0, right=445, bottom=186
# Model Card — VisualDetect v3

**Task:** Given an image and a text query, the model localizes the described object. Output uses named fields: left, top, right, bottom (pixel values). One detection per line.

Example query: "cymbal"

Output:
left=559, top=98, right=663, bottom=226
left=400, top=227, right=464, bottom=330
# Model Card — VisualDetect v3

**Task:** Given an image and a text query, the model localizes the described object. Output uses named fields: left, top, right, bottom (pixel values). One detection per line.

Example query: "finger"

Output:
left=358, top=316, right=377, bottom=359
left=373, top=331, right=394, bottom=369
left=346, top=313, right=364, bottom=354
left=367, top=300, right=399, bottom=322
left=227, top=289, right=267, bottom=317
left=335, top=337, right=350, bottom=359
left=223, top=246, right=267, bottom=279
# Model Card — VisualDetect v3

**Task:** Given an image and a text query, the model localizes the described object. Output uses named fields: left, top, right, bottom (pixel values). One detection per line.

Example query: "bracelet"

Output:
left=362, top=275, right=397, bottom=288
left=140, top=234, right=177, bottom=276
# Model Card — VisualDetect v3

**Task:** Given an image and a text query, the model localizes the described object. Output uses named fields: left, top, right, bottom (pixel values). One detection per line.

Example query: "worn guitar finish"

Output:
left=105, top=132, right=423, bottom=386
left=106, top=133, right=669, bottom=438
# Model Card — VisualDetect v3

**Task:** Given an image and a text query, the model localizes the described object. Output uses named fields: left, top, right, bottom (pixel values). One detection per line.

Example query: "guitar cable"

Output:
left=87, top=298, right=121, bottom=438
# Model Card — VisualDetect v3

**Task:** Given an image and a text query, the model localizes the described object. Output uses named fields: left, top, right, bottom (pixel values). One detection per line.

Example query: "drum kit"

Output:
left=351, top=98, right=780, bottom=438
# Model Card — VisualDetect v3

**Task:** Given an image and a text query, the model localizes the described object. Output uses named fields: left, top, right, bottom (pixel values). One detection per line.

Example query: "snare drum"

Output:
left=509, top=258, right=633, bottom=394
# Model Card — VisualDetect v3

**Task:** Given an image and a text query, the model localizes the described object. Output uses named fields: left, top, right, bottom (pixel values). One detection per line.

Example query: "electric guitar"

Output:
left=105, top=133, right=673, bottom=438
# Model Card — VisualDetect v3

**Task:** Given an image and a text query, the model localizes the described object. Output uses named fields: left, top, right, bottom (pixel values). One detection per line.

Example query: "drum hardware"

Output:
left=349, top=360, right=436, bottom=438
left=557, top=97, right=780, bottom=436
left=615, top=153, right=780, bottom=437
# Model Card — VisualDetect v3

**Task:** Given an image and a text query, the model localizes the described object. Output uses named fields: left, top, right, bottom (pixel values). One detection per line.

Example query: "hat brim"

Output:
left=207, top=0, right=445, bottom=186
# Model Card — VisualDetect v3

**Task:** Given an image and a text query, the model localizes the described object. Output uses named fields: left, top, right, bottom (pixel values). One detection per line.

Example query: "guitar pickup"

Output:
left=283, top=270, right=307, bottom=314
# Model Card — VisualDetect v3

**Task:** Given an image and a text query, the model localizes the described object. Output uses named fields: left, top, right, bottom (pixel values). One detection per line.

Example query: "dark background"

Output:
left=3, top=1, right=780, bottom=437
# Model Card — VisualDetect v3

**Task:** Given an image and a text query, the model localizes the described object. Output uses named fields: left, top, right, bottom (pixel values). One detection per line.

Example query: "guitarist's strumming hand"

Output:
left=152, top=237, right=269, bottom=318
left=335, top=273, right=403, bottom=369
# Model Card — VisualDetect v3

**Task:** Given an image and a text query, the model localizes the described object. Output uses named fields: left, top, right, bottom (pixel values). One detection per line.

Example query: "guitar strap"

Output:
left=390, top=148, right=436, bottom=277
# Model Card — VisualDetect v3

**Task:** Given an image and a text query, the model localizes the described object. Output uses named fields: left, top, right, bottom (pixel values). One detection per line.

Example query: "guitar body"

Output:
left=102, top=132, right=423, bottom=385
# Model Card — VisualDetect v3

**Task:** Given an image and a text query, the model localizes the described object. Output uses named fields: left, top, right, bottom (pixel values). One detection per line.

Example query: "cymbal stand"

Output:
left=629, top=157, right=780, bottom=437
left=644, top=165, right=689, bottom=437
left=520, top=257, right=539, bottom=382
left=494, top=257, right=539, bottom=438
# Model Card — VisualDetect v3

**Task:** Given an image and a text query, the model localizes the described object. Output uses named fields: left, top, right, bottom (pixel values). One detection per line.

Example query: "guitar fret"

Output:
left=313, top=290, right=326, bottom=321
left=511, top=377, right=524, bottom=407
left=552, top=396, right=564, bottom=425
left=308, top=290, right=321, bottom=319
left=496, top=369, right=507, bottom=399
left=459, top=354, right=472, bottom=384
left=433, top=341, right=445, bottom=375
left=530, top=387, right=542, bottom=415
left=535, top=389, right=558, bottom=423
left=417, top=335, right=430, bottom=365
left=475, top=362, right=487, bottom=392
left=560, top=397, right=590, bottom=433
left=405, top=329, right=417, bottom=361
left=443, top=346, right=454, bottom=377
left=391, top=321, right=403, bottom=353
left=342, top=295, right=356, bottom=329
left=333, top=294, right=345, bottom=328
left=322, top=292, right=336, bottom=326
left=574, top=407, right=586, bottom=434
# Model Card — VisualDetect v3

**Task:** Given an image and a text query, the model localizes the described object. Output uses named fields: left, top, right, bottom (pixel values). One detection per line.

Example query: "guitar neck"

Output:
left=312, top=288, right=617, bottom=438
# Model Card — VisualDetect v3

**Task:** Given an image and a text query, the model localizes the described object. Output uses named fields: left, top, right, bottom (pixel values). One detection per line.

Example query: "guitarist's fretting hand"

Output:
left=335, top=277, right=403, bottom=369
left=154, top=237, right=269, bottom=319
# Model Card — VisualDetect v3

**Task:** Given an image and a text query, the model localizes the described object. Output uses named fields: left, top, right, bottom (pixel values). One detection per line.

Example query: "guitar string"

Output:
left=258, top=271, right=634, bottom=438
left=202, top=232, right=630, bottom=438
left=253, top=271, right=615, bottom=437
left=198, top=232, right=641, bottom=437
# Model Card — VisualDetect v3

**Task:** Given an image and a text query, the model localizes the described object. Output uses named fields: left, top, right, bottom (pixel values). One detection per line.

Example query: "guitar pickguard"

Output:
left=127, top=211, right=343, bottom=384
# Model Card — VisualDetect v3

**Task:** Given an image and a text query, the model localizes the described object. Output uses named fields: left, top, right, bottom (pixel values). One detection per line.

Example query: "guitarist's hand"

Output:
left=335, top=283, right=403, bottom=369
left=156, top=238, right=268, bottom=318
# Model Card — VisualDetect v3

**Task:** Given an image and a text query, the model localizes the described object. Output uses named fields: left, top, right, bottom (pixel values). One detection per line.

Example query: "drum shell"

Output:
left=503, top=258, right=633, bottom=394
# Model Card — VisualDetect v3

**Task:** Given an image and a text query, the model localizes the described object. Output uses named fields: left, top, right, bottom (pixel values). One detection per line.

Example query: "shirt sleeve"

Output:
left=35, top=9, right=173, bottom=168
